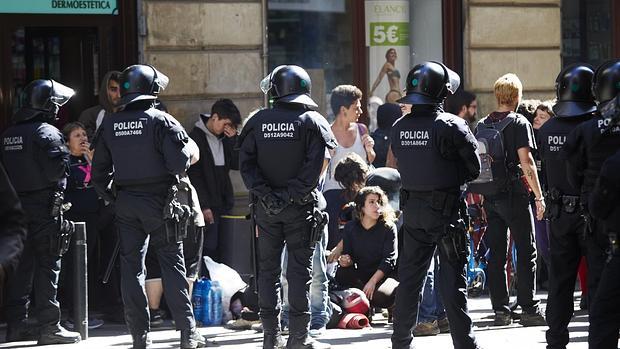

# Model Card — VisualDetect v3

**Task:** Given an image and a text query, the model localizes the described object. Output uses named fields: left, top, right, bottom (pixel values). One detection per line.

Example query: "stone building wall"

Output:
left=142, top=0, right=267, bottom=206
left=463, top=0, right=562, bottom=116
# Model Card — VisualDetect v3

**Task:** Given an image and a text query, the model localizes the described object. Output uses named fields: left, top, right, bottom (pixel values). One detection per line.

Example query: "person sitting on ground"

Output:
left=326, top=153, right=370, bottom=263
left=335, top=186, right=399, bottom=310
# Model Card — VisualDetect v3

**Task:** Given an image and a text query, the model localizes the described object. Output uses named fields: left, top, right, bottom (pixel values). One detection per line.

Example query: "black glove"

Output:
left=260, top=192, right=290, bottom=216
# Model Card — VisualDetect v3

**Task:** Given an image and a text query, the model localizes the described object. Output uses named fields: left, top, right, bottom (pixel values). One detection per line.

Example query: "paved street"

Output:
left=0, top=292, right=589, bottom=348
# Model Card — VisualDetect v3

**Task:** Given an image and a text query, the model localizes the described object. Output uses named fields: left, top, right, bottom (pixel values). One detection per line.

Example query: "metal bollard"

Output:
left=73, top=222, right=88, bottom=340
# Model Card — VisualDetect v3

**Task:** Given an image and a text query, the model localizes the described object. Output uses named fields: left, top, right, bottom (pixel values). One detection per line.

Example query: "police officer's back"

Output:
left=539, top=63, right=606, bottom=349
left=387, top=62, right=481, bottom=349
left=238, top=65, right=337, bottom=349
left=91, top=65, right=206, bottom=349
left=0, top=79, right=81, bottom=344
left=579, top=59, right=620, bottom=349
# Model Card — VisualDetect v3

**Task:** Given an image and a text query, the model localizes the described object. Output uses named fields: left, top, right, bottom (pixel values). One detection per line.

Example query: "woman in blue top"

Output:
left=336, top=186, right=399, bottom=308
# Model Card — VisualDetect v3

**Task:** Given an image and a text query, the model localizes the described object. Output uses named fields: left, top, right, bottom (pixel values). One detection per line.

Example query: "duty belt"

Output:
left=402, top=189, right=459, bottom=217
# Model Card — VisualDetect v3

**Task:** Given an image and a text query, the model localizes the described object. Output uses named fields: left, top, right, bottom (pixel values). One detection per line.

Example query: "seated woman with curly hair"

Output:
left=335, top=186, right=399, bottom=308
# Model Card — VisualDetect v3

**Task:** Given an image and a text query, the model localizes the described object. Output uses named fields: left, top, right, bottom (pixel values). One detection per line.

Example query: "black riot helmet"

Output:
left=118, top=64, right=169, bottom=107
left=397, top=61, right=460, bottom=105
left=260, top=65, right=318, bottom=109
left=552, top=63, right=596, bottom=117
left=13, top=79, right=75, bottom=123
left=593, top=59, right=620, bottom=107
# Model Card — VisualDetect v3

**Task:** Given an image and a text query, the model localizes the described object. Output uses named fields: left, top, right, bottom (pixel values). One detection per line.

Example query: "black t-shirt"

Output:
left=341, top=220, right=397, bottom=281
left=481, top=111, right=535, bottom=193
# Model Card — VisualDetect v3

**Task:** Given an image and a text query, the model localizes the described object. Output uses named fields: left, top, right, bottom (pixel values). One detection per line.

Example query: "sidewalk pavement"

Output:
left=0, top=292, right=590, bottom=348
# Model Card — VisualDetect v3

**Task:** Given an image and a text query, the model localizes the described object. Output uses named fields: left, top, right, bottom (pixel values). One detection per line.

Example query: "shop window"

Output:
left=268, top=0, right=353, bottom=120
left=561, top=0, right=612, bottom=67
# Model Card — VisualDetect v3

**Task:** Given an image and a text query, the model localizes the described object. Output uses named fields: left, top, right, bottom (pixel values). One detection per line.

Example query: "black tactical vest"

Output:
left=581, top=116, right=620, bottom=194
left=390, top=111, right=461, bottom=191
left=539, top=116, right=591, bottom=195
left=252, top=107, right=308, bottom=190
left=102, top=108, right=171, bottom=186
left=1, top=122, right=60, bottom=192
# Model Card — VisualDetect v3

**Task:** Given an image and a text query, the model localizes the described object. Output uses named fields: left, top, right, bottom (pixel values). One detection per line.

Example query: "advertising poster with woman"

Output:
left=365, top=0, right=410, bottom=104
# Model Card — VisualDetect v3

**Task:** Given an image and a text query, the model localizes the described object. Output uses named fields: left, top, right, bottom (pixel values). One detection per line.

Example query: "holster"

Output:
left=545, top=188, right=562, bottom=221
left=561, top=195, right=579, bottom=214
left=163, top=184, right=192, bottom=243
left=50, top=215, right=75, bottom=256
left=439, top=219, right=470, bottom=264
left=49, top=191, right=74, bottom=256
left=307, top=207, right=328, bottom=248
left=164, top=217, right=190, bottom=243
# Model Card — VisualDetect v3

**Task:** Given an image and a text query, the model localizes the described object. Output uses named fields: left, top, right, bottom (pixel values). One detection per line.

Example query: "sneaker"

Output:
left=413, top=320, right=440, bottom=336
left=493, top=311, right=512, bottom=326
left=520, top=309, right=547, bottom=327
left=150, top=308, right=165, bottom=328
left=251, top=322, right=263, bottom=333
left=224, top=318, right=261, bottom=331
left=437, top=317, right=450, bottom=333
left=308, top=326, right=326, bottom=338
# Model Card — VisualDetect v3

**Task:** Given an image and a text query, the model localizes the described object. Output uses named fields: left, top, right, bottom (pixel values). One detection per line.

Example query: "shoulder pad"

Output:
left=35, top=123, right=70, bottom=158
left=299, top=111, right=338, bottom=149
left=151, top=109, right=189, bottom=144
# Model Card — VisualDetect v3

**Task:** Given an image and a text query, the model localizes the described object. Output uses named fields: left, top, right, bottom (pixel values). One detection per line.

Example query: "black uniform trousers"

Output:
left=545, top=210, right=606, bottom=349
left=255, top=202, right=315, bottom=341
left=391, top=195, right=477, bottom=349
left=589, top=250, right=620, bottom=349
left=114, top=190, right=195, bottom=336
left=483, top=192, right=539, bottom=314
left=5, top=190, right=62, bottom=333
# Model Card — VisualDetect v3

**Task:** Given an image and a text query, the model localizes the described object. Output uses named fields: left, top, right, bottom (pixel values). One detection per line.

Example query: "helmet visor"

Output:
left=445, top=67, right=461, bottom=94
left=260, top=74, right=272, bottom=95
left=49, top=80, right=75, bottom=106
left=152, top=67, right=169, bottom=93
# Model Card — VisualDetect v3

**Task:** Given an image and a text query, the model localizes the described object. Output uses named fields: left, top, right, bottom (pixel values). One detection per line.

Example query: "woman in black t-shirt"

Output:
left=335, top=186, right=398, bottom=308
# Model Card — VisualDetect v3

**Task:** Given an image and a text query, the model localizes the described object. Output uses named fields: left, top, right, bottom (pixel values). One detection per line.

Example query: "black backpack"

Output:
left=468, top=113, right=516, bottom=195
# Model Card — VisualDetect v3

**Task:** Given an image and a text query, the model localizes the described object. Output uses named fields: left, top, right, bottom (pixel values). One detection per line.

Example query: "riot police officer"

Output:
left=561, top=58, right=620, bottom=320
left=386, top=62, right=481, bottom=349
left=0, top=79, right=82, bottom=345
left=584, top=60, right=620, bottom=349
left=91, top=65, right=206, bottom=349
left=237, top=65, right=337, bottom=349
left=588, top=144, right=620, bottom=349
left=539, top=64, right=604, bottom=349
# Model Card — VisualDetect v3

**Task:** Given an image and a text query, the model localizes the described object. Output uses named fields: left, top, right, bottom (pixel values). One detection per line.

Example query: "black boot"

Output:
left=37, top=324, right=81, bottom=345
left=263, top=332, right=287, bottom=349
left=181, top=328, right=212, bottom=348
left=286, top=335, right=331, bottom=349
left=131, top=331, right=152, bottom=349
left=287, top=314, right=330, bottom=349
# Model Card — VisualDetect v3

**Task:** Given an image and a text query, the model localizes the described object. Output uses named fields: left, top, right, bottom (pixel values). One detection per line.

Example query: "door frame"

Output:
left=0, top=0, right=137, bottom=131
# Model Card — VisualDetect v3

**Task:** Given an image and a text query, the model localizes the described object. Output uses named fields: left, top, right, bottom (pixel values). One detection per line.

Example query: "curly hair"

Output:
left=334, top=153, right=370, bottom=201
left=353, top=186, right=396, bottom=227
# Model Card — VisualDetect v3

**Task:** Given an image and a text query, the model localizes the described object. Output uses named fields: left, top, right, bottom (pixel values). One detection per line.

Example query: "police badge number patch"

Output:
left=398, top=129, right=430, bottom=148
left=257, top=121, right=301, bottom=141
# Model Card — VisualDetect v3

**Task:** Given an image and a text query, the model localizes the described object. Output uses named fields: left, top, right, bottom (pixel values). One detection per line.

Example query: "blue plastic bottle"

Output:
left=201, top=279, right=212, bottom=325
left=210, top=281, right=223, bottom=326
left=192, top=278, right=205, bottom=326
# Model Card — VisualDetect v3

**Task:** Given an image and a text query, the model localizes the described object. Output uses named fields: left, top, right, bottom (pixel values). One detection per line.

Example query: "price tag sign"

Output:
left=369, top=22, right=409, bottom=46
